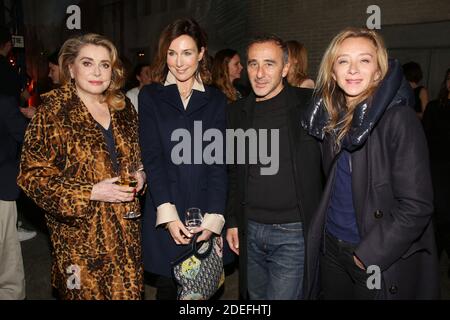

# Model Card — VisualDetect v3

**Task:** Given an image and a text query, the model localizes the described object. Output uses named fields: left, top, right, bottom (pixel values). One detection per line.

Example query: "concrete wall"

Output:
left=116, top=0, right=450, bottom=96
left=246, top=0, right=450, bottom=80
left=17, top=0, right=450, bottom=97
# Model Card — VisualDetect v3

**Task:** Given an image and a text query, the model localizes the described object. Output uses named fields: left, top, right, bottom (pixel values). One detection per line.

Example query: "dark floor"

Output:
left=18, top=196, right=239, bottom=300
left=17, top=197, right=450, bottom=300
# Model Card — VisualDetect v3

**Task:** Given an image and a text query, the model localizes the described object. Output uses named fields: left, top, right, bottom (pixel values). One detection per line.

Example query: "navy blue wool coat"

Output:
left=138, top=83, right=228, bottom=277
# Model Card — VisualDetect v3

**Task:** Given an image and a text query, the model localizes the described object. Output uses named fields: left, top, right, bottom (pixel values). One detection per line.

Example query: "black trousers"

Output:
left=320, top=232, right=378, bottom=300
left=144, top=272, right=178, bottom=300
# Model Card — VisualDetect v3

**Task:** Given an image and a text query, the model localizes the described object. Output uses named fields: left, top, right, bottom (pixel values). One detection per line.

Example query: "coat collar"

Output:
left=164, top=70, right=205, bottom=92
left=303, top=59, right=412, bottom=151
left=42, top=82, right=139, bottom=175
left=159, top=76, right=209, bottom=115
left=43, top=82, right=116, bottom=129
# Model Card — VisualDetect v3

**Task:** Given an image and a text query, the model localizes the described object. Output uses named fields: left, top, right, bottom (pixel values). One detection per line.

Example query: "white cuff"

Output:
left=201, top=213, right=225, bottom=235
left=155, top=203, right=179, bottom=227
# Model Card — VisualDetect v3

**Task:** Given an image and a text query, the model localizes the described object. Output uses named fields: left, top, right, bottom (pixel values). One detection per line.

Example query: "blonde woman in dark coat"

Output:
left=303, top=28, right=439, bottom=300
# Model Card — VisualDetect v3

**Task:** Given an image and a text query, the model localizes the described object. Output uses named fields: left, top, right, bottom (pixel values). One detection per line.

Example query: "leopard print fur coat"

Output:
left=17, top=83, right=143, bottom=299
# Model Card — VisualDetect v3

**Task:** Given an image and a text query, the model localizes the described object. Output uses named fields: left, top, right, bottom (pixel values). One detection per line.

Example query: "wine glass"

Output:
left=185, top=207, right=203, bottom=230
left=116, top=166, right=141, bottom=219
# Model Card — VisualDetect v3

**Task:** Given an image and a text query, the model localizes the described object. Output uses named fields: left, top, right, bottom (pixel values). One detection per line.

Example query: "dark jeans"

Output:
left=320, top=232, right=378, bottom=300
left=247, top=220, right=305, bottom=300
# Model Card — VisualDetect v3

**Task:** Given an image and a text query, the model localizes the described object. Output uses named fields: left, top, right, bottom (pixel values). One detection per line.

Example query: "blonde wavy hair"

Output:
left=59, top=33, right=126, bottom=110
left=316, top=27, right=388, bottom=146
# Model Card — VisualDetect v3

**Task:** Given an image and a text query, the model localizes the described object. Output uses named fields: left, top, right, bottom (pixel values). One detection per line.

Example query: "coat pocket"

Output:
left=401, top=241, right=430, bottom=259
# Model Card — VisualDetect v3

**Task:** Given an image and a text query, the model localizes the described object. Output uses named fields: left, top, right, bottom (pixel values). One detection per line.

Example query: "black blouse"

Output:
left=98, top=123, right=119, bottom=173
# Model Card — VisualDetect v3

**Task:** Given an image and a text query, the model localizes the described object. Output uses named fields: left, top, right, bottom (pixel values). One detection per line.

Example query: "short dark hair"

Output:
left=47, top=49, right=60, bottom=65
left=0, top=26, right=12, bottom=47
left=247, top=34, right=288, bottom=64
left=133, top=63, right=150, bottom=78
left=403, top=61, right=423, bottom=83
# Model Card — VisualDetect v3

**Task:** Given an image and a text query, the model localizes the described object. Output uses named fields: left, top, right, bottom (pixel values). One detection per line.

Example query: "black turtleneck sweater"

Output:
left=246, top=87, right=301, bottom=224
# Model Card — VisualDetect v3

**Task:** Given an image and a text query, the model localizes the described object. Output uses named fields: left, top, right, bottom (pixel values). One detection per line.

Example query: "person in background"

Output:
left=139, top=18, right=227, bottom=300
left=17, top=33, right=145, bottom=299
left=0, top=26, right=24, bottom=104
left=403, top=61, right=429, bottom=118
left=126, top=63, right=151, bottom=112
left=286, top=40, right=315, bottom=89
left=47, top=49, right=61, bottom=86
left=303, top=27, right=439, bottom=299
left=0, top=94, right=27, bottom=299
left=0, top=26, right=37, bottom=241
left=423, top=68, right=450, bottom=279
left=212, top=48, right=244, bottom=103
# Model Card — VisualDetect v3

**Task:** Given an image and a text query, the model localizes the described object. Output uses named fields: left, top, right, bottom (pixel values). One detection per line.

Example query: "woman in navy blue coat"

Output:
left=138, top=18, right=227, bottom=299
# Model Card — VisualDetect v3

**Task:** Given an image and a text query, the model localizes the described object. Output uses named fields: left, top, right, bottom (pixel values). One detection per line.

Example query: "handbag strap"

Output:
left=191, top=233, right=214, bottom=260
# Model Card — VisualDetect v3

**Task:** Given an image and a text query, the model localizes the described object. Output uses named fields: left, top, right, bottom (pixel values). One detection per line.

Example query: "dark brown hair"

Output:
left=212, top=48, right=239, bottom=102
left=150, top=18, right=211, bottom=84
left=286, top=40, right=309, bottom=87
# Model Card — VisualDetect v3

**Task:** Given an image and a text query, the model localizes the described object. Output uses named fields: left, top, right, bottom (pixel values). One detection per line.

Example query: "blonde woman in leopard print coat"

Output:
left=17, top=34, right=145, bottom=300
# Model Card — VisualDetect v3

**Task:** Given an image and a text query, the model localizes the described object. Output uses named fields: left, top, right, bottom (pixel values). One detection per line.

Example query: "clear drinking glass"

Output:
left=115, top=166, right=141, bottom=219
left=185, top=207, right=203, bottom=230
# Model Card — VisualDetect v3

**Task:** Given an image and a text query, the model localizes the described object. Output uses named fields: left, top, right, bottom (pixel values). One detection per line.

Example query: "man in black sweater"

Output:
left=226, top=35, right=322, bottom=299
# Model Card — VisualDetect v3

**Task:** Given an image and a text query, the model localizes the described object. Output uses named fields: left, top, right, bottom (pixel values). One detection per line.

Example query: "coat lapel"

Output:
left=159, top=84, right=211, bottom=116
left=351, top=144, right=369, bottom=233
left=111, top=102, right=141, bottom=173
left=160, top=84, right=186, bottom=113
left=62, top=83, right=118, bottom=177
left=185, top=89, right=210, bottom=116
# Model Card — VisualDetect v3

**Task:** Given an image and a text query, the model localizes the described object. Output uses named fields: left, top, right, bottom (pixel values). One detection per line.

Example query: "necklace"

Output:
left=178, top=78, right=195, bottom=100
left=179, top=87, right=193, bottom=100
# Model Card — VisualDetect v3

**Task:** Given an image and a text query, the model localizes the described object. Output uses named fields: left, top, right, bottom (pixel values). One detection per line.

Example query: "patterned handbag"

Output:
left=171, top=233, right=225, bottom=300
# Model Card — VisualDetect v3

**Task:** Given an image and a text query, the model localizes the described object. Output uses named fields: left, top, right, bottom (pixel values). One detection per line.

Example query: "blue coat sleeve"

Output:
left=138, top=87, right=173, bottom=207
left=206, top=92, right=228, bottom=215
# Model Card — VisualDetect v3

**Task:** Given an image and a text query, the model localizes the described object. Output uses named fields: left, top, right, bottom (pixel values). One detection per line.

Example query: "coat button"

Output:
left=389, top=285, right=398, bottom=294
left=374, top=210, right=383, bottom=219
left=241, top=201, right=247, bottom=206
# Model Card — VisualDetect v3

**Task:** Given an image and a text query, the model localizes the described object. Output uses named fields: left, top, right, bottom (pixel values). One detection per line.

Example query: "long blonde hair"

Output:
left=316, top=27, right=388, bottom=145
left=59, top=33, right=126, bottom=111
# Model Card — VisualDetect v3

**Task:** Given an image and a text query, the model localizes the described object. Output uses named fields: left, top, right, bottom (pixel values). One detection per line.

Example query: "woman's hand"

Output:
left=166, top=220, right=192, bottom=245
left=189, top=226, right=213, bottom=243
left=353, top=255, right=366, bottom=270
left=134, top=170, right=146, bottom=194
left=90, top=177, right=135, bottom=203
left=20, top=106, right=36, bottom=119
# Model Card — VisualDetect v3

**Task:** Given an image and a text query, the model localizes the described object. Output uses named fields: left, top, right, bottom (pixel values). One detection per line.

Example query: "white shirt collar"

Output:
left=164, top=70, right=205, bottom=92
